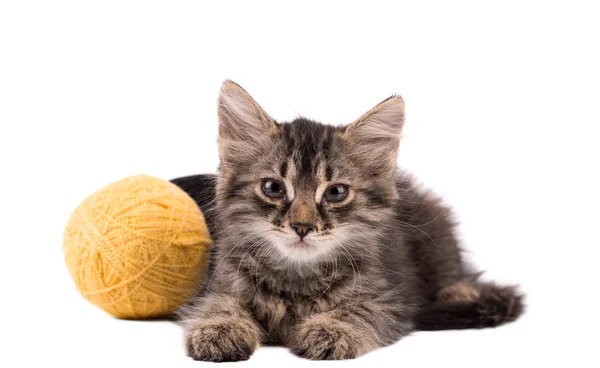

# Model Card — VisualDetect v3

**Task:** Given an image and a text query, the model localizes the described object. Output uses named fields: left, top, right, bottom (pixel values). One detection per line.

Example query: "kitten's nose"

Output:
left=290, top=222, right=315, bottom=240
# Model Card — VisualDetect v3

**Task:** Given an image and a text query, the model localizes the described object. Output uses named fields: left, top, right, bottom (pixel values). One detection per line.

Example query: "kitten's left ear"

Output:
left=217, top=81, right=277, bottom=164
left=343, top=96, right=405, bottom=175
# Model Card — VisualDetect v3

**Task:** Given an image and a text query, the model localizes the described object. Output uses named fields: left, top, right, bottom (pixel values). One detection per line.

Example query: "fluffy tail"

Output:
left=415, top=283, right=524, bottom=331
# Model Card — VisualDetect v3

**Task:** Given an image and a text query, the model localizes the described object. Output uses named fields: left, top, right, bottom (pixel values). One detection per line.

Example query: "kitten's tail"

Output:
left=414, top=283, right=524, bottom=331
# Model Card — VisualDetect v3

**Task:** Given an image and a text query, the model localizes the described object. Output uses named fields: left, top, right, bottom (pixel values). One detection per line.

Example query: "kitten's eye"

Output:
left=323, top=184, right=348, bottom=203
left=261, top=179, right=285, bottom=199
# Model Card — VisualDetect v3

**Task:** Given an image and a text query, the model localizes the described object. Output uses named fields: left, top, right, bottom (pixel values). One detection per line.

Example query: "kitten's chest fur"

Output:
left=239, top=257, right=368, bottom=344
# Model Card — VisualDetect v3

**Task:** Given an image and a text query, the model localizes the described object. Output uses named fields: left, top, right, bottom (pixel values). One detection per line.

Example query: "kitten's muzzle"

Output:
left=290, top=222, right=315, bottom=240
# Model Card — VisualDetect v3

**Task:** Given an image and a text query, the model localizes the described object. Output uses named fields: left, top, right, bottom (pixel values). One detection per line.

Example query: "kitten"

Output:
left=174, top=81, right=524, bottom=361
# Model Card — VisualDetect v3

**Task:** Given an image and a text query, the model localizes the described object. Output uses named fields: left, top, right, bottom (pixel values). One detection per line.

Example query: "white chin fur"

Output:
left=270, top=236, right=333, bottom=263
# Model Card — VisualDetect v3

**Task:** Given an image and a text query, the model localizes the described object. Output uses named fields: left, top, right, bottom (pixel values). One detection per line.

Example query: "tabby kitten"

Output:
left=175, top=81, right=523, bottom=361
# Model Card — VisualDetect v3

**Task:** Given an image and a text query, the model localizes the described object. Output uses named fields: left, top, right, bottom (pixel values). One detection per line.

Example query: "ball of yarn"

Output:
left=63, top=175, right=212, bottom=319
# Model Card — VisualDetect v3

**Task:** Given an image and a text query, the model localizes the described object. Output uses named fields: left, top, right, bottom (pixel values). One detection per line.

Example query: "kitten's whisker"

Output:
left=204, top=231, right=256, bottom=291
left=249, top=243, right=267, bottom=295
left=234, top=238, right=266, bottom=297
left=311, top=252, right=341, bottom=300
left=333, top=238, right=362, bottom=312
left=411, top=209, right=448, bottom=228
left=396, top=219, right=440, bottom=248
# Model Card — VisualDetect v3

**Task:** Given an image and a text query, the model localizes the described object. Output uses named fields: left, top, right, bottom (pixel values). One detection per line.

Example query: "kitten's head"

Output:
left=215, top=81, right=404, bottom=264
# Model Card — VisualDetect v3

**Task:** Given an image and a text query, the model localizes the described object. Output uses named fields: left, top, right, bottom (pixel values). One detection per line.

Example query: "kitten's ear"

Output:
left=217, top=81, right=276, bottom=163
left=343, top=96, right=405, bottom=175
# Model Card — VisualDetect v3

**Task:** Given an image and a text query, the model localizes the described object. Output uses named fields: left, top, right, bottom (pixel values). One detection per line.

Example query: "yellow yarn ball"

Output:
left=63, top=175, right=212, bottom=319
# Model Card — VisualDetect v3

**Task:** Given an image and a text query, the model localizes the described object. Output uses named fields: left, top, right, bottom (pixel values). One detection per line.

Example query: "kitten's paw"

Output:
left=185, top=318, right=260, bottom=362
left=290, top=315, right=369, bottom=360
left=478, top=285, right=525, bottom=324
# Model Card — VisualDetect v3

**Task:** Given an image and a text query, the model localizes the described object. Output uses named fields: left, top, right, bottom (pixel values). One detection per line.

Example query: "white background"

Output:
left=1, top=1, right=598, bottom=367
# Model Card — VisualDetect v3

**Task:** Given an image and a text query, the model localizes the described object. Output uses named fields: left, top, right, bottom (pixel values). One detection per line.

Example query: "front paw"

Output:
left=185, top=318, right=260, bottom=362
left=290, top=315, right=368, bottom=360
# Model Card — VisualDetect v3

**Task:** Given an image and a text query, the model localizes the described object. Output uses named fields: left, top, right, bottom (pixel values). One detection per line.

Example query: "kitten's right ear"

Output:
left=217, top=81, right=276, bottom=163
left=343, top=95, right=405, bottom=175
